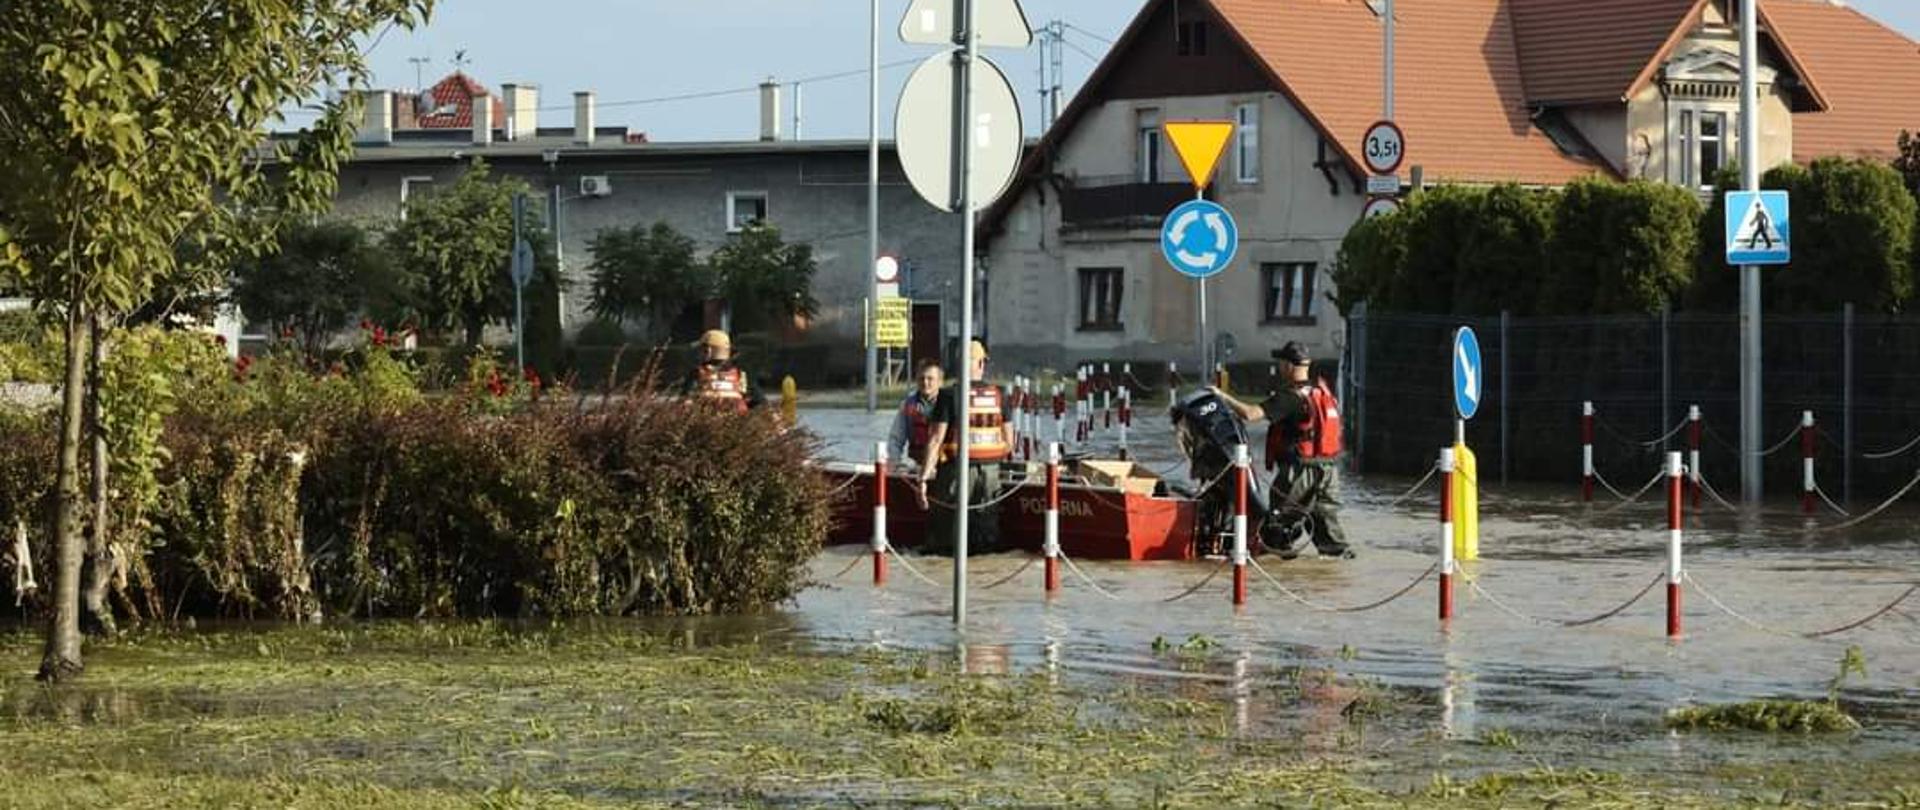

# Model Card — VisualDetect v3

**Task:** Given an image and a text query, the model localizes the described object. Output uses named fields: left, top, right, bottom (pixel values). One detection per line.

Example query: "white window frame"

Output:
left=1139, top=127, right=1162, bottom=183
left=726, top=190, right=769, bottom=233
left=1679, top=109, right=1695, bottom=187
left=1697, top=112, right=1725, bottom=191
left=1234, top=102, right=1260, bottom=183
left=1262, top=261, right=1318, bottom=323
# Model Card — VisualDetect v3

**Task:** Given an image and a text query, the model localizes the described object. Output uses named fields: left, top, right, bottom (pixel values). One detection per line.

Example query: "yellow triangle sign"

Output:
left=1163, top=121, right=1235, bottom=191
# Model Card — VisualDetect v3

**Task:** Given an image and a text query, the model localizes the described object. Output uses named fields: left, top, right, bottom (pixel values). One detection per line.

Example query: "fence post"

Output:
left=1687, top=405, right=1703, bottom=509
left=1052, top=384, right=1065, bottom=448
left=1581, top=401, right=1595, bottom=502
left=1842, top=302, right=1854, bottom=506
left=1500, top=309, right=1511, bottom=488
left=1168, top=360, right=1179, bottom=407
left=872, top=441, right=889, bottom=586
left=1667, top=451, right=1684, bottom=639
left=1440, top=446, right=1456, bottom=622
left=1801, top=410, right=1816, bottom=514
left=1232, top=443, right=1250, bottom=608
left=1102, top=362, right=1112, bottom=429
left=1044, top=442, right=1061, bottom=596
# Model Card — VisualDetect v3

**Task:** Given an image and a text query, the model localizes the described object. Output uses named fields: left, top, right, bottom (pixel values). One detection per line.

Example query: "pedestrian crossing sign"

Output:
left=1725, top=190, right=1790, bottom=265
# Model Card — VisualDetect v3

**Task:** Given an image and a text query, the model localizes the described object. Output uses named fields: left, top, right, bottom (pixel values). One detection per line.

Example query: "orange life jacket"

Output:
left=695, top=363, right=749, bottom=414
left=1266, top=379, right=1343, bottom=468
left=943, top=384, right=1010, bottom=462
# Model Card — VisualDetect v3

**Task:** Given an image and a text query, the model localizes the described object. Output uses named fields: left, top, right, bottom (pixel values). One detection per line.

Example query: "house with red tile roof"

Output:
left=980, top=0, right=1919, bottom=371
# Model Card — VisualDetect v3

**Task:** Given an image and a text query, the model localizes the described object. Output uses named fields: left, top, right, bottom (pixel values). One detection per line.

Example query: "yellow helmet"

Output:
left=697, top=329, right=732, bottom=350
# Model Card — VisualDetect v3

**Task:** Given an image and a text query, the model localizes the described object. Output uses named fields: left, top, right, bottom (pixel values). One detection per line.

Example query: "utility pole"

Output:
left=1738, top=0, right=1762, bottom=502
left=952, top=0, right=978, bottom=625
left=866, top=0, right=880, bottom=414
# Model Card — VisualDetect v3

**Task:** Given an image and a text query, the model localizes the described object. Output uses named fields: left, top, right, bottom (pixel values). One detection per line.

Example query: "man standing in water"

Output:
left=915, top=342, right=1012, bottom=555
left=1212, top=341, right=1353, bottom=559
left=680, top=329, right=766, bottom=412
left=888, top=358, right=943, bottom=469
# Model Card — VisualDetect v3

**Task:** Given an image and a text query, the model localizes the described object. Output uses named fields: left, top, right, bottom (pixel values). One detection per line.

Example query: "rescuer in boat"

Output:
left=679, top=329, right=766, bottom=412
left=1212, top=341, right=1354, bottom=559
left=914, top=341, right=1012, bottom=555
left=888, top=358, right=943, bottom=468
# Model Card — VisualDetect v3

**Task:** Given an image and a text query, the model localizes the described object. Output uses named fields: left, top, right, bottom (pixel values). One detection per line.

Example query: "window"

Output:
left=1679, top=110, right=1694, bottom=187
left=1176, top=20, right=1208, bottom=56
left=1262, top=262, right=1317, bottom=322
left=1234, top=103, right=1259, bottom=183
left=1697, top=112, right=1724, bottom=189
left=726, top=191, right=768, bottom=232
left=1137, top=110, right=1163, bottom=183
left=1078, top=268, right=1124, bottom=331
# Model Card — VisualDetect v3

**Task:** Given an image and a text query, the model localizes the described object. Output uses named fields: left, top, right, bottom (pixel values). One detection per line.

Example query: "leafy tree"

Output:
left=1685, top=166, right=1745, bottom=311
left=1542, top=179, right=1701, bottom=315
left=233, top=219, right=407, bottom=355
left=386, top=159, right=560, bottom=350
left=1330, top=208, right=1406, bottom=315
left=708, top=224, right=819, bottom=333
left=1895, top=130, right=1920, bottom=197
left=1765, top=158, right=1915, bottom=313
left=1453, top=184, right=1554, bottom=315
left=586, top=222, right=702, bottom=342
left=0, top=0, right=430, bottom=681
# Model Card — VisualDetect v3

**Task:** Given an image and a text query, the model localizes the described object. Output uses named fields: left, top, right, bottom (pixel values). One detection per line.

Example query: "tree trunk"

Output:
left=38, top=299, right=89, bottom=682
left=81, top=315, right=116, bottom=637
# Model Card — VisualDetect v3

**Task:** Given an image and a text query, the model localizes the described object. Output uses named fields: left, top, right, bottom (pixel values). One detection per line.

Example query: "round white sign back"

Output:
left=895, top=52, right=1024, bottom=214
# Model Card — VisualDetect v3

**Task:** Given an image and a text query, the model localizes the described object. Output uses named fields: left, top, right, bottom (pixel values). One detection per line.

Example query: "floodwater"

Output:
left=795, top=403, right=1920, bottom=787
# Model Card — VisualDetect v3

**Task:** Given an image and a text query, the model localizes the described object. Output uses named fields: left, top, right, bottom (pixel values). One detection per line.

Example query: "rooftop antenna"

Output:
left=407, top=56, right=431, bottom=90
left=450, top=49, right=471, bottom=73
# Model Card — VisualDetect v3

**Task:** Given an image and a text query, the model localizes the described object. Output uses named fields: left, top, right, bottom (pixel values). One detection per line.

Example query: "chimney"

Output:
left=501, top=83, right=538, bottom=141
left=472, top=92, right=493, bottom=146
left=355, top=90, right=393, bottom=145
left=573, top=91, right=596, bottom=146
left=758, top=78, right=782, bottom=142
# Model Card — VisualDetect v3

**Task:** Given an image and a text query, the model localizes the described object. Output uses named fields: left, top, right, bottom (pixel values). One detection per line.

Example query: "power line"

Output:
left=1059, top=37, right=1104, bottom=65
left=529, top=57, right=923, bottom=114
left=1061, top=21, right=1115, bottom=44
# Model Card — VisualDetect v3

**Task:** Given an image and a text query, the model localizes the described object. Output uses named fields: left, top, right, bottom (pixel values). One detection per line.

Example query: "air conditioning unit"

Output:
left=580, top=175, right=613, bottom=198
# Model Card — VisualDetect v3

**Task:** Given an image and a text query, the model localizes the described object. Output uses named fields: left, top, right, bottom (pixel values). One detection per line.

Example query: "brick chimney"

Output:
left=573, top=91, right=595, bottom=146
left=759, top=78, right=782, bottom=142
left=501, top=82, right=538, bottom=141
left=472, top=93, right=493, bottom=146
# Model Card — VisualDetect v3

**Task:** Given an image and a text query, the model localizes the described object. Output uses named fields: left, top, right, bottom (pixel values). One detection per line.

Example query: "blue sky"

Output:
left=334, top=1, right=1920, bottom=142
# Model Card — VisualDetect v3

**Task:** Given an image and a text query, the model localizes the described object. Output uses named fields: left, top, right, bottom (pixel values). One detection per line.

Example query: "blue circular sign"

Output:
left=1160, top=199, right=1238, bottom=279
left=1452, top=326, right=1482, bottom=421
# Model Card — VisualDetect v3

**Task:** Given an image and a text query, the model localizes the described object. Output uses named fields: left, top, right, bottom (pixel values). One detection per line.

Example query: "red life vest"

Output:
left=1266, top=379, right=1343, bottom=468
left=901, top=393, right=934, bottom=461
left=694, top=364, right=749, bottom=414
left=942, top=384, right=1010, bottom=462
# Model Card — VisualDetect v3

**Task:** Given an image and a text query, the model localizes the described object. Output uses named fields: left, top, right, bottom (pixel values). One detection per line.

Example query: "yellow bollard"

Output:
left=780, top=375, right=797, bottom=422
left=1452, top=441, right=1479, bottom=561
left=1215, top=366, right=1230, bottom=394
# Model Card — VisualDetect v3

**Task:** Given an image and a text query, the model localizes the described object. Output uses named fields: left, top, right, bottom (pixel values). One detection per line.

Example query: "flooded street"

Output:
left=797, top=403, right=1920, bottom=789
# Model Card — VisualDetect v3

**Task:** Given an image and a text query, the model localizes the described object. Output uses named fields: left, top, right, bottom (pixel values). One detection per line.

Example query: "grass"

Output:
left=0, top=622, right=1909, bottom=808
left=1665, top=699, right=1862, bottom=733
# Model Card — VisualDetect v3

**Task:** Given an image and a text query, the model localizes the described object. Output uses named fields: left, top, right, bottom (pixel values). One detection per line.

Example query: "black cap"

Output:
left=1272, top=341, right=1311, bottom=364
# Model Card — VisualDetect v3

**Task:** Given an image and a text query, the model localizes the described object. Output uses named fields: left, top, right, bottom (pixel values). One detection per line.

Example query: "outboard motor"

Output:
left=1168, top=389, right=1278, bottom=557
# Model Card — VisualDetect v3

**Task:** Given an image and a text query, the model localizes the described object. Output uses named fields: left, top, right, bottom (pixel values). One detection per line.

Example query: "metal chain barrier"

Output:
left=1692, top=470, right=1743, bottom=513
left=926, top=474, right=1037, bottom=511
left=1754, top=424, right=1802, bottom=457
left=822, top=471, right=866, bottom=496
left=1800, top=468, right=1920, bottom=534
left=1156, top=559, right=1230, bottom=603
left=1462, top=569, right=1664, bottom=628
left=1686, top=570, right=1920, bottom=640
left=977, top=557, right=1039, bottom=591
left=1385, top=463, right=1440, bottom=508
left=826, top=553, right=868, bottom=581
left=1055, top=550, right=1124, bottom=601
left=1249, top=558, right=1437, bottom=613
left=1704, top=424, right=1743, bottom=456
left=1595, top=414, right=1688, bottom=452
left=1591, top=467, right=1663, bottom=507
left=883, top=543, right=944, bottom=588
left=1813, top=481, right=1852, bottom=517
left=1863, top=433, right=1920, bottom=460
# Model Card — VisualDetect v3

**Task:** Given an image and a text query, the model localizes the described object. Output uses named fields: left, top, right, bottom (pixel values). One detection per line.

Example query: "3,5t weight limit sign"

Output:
left=1362, top=120, right=1405, bottom=175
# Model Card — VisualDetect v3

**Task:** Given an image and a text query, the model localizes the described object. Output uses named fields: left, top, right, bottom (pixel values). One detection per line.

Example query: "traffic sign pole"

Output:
left=1738, top=0, right=1761, bottom=504
left=511, top=192, right=527, bottom=372
left=1194, top=187, right=1208, bottom=380
left=867, top=0, right=880, bottom=415
left=951, top=0, right=977, bottom=626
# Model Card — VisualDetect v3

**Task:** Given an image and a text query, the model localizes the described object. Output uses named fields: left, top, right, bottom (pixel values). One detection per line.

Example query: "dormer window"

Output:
left=1176, top=20, right=1208, bottom=56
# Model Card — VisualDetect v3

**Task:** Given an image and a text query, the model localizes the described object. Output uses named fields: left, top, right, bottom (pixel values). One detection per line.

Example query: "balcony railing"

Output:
left=1060, top=175, right=1207, bottom=229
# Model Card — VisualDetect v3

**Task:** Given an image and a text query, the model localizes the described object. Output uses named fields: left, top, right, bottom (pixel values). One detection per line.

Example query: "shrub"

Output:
left=1330, top=209, right=1406, bottom=315
left=1764, top=158, right=1916, bottom=313
left=1542, top=178, right=1701, bottom=314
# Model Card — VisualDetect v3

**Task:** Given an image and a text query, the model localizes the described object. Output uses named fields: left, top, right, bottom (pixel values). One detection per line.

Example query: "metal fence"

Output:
left=1346, top=303, right=1920, bottom=503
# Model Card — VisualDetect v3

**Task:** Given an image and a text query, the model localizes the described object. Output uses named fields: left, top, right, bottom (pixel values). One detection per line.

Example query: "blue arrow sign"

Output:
left=1160, top=199, right=1238, bottom=279
left=1452, top=326, right=1482, bottom=421
left=1725, top=190, right=1790, bottom=265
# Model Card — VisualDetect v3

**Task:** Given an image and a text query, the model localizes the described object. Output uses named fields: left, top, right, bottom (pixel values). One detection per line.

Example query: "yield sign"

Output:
left=900, top=0, right=1033, bottom=48
left=1163, top=121, right=1235, bottom=192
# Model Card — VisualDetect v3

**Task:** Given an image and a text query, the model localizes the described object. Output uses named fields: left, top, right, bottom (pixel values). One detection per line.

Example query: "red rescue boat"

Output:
left=822, top=459, right=1200, bottom=561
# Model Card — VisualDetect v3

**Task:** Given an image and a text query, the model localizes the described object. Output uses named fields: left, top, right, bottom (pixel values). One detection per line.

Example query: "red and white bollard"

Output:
left=1117, top=387, right=1132, bottom=460
left=1167, top=360, right=1179, bottom=407
left=1687, top=405, right=1703, bottom=510
left=1581, top=401, right=1595, bottom=502
left=1044, top=442, right=1062, bottom=596
left=1666, top=451, right=1684, bottom=639
left=872, top=441, right=889, bottom=586
left=1232, top=443, right=1250, bottom=608
left=1052, top=384, right=1066, bottom=447
left=1801, top=410, right=1816, bottom=514
left=1102, top=363, right=1113, bottom=429
left=1439, top=447, right=1456, bottom=622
